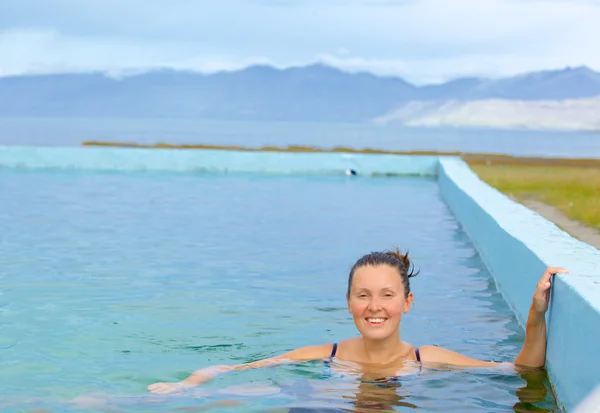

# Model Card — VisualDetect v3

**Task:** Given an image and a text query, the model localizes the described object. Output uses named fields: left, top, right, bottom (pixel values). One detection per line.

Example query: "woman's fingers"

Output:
left=539, top=266, right=569, bottom=286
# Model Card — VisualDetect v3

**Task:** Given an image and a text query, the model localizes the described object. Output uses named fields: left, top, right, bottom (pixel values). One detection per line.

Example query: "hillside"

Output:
left=375, top=97, right=600, bottom=131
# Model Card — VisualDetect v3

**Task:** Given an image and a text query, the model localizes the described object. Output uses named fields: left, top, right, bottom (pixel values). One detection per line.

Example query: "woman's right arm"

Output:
left=147, top=344, right=333, bottom=394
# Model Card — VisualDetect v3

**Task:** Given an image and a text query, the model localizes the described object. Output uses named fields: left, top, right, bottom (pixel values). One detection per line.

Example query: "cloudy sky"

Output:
left=0, top=0, right=598, bottom=84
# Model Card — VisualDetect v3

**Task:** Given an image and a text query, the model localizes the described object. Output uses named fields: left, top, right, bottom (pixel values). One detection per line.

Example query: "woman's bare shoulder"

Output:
left=279, top=343, right=335, bottom=361
left=418, top=345, right=500, bottom=367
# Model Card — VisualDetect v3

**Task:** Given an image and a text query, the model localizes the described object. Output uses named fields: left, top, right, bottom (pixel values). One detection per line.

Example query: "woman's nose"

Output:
left=368, top=298, right=383, bottom=311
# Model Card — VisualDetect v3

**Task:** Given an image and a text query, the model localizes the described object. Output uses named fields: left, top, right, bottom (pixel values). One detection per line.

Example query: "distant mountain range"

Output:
left=1, top=64, right=599, bottom=129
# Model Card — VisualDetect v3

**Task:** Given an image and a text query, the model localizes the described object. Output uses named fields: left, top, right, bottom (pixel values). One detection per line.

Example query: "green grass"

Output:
left=469, top=165, right=600, bottom=230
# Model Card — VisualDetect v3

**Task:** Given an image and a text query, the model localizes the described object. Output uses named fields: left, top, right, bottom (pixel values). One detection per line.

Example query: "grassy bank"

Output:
left=82, top=141, right=600, bottom=167
left=469, top=164, right=600, bottom=229
left=81, top=140, right=467, bottom=156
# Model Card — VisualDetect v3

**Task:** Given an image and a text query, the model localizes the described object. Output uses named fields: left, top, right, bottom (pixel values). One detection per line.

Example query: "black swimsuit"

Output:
left=329, top=342, right=421, bottom=362
left=326, top=343, right=421, bottom=385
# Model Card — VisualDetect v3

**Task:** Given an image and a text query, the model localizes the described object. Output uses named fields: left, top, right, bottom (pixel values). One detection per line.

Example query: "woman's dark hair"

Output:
left=347, top=248, right=419, bottom=298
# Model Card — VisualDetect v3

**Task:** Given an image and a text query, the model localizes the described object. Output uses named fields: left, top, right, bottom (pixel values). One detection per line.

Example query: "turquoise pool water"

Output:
left=0, top=170, right=559, bottom=412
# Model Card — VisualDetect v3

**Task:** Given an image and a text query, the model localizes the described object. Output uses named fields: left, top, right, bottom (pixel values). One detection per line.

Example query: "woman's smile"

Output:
left=365, top=317, right=387, bottom=327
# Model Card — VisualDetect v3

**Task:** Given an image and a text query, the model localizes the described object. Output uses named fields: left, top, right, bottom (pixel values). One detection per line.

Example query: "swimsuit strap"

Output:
left=330, top=342, right=338, bottom=359
left=321, top=343, right=338, bottom=375
left=330, top=343, right=418, bottom=362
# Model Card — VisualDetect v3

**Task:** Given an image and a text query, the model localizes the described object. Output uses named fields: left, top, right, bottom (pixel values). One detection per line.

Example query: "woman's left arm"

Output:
left=514, top=266, right=568, bottom=367
left=419, top=266, right=569, bottom=368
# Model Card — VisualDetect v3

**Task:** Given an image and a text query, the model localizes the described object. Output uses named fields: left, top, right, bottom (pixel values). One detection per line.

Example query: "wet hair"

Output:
left=347, top=248, right=419, bottom=298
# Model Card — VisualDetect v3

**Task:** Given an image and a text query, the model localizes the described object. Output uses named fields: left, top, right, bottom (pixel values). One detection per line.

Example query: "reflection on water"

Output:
left=341, top=381, right=417, bottom=412
left=1, top=366, right=557, bottom=413
left=512, top=370, right=552, bottom=413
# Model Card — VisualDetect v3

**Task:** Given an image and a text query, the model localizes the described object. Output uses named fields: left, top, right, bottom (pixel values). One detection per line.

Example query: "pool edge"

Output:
left=0, top=145, right=440, bottom=176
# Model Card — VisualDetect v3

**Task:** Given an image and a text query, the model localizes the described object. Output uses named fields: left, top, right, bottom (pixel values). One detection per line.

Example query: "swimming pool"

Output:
left=0, top=169, right=559, bottom=412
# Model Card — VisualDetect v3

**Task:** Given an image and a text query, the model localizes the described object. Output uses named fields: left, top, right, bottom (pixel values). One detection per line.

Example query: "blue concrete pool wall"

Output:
left=0, top=145, right=439, bottom=176
left=1, top=145, right=598, bottom=412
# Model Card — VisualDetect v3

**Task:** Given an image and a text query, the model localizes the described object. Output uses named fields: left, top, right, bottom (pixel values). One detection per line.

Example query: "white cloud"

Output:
left=318, top=51, right=600, bottom=85
left=0, top=0, right=599, bottom=83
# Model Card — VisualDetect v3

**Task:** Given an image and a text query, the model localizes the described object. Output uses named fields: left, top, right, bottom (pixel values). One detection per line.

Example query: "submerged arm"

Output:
left=148, top=344, right=332, bottom=394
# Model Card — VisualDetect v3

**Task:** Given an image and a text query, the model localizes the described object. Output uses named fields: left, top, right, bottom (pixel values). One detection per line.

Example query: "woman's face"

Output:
left=347, top=265, right=413, bottom=341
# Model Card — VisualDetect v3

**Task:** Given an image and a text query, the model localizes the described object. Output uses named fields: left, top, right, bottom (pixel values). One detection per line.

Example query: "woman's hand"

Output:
left=147, top=381, right=190, bottom=395
left=148, top=365, right=233, bottom=394
left=532, top=266, right=569, bottom=314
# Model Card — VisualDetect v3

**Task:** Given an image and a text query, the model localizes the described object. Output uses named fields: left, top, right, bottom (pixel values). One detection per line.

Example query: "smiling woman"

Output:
left=148, top=248, right=568, bottom=395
